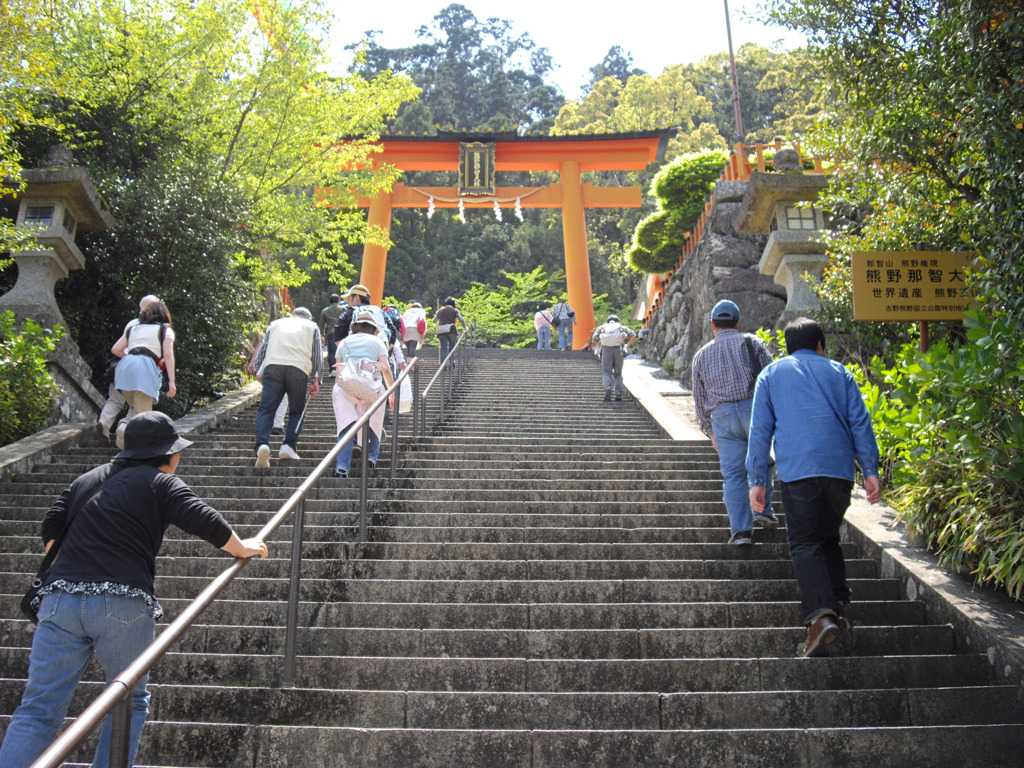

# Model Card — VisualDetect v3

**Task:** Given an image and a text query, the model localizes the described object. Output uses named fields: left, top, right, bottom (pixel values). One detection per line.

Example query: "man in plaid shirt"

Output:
left=691, top=299, right=776, bottom=546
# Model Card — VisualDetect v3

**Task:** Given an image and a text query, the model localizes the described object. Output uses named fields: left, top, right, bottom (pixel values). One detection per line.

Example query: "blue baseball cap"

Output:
left=711, top=299, right=740, bottom=322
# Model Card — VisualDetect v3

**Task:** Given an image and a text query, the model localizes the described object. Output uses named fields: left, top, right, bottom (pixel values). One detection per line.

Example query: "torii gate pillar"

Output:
left=560, top=160, right=594, bottom=348
left=361, top=189, right=393, bottom=305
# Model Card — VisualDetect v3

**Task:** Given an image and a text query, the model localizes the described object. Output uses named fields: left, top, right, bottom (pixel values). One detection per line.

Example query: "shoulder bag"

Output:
left=21, top=466, right=123, bottom=623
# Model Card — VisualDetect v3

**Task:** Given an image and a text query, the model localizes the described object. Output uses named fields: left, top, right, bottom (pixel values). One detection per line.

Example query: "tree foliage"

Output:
left=856, top=310, right=1024, bottom=598
left=6, top=0, right=416, bottom=414
left=0, top=0, right=69, bottom=262
left=585, top=46, right=646, bottom=93
left=763, top=0, right=1024, bottom=321
left=628, top=151, right=729, bottom=272
left=678, top=43, right=826, bottom=144
left=350, top=3, right=563, bottom=132
left=0, top=312, right=64, bottom=445
left=760, top=0, right=1024, bottom=596
left=553, top=69, right=726, bottom=158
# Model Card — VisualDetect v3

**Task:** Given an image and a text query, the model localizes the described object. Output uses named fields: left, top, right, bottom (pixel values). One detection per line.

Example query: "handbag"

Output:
left=436, top=323, right=453, bottom=334
left=21, top=466, right=122, bottom=623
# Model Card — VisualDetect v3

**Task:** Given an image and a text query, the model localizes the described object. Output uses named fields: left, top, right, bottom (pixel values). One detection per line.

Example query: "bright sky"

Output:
left=326, top=0, right=806, bottom=99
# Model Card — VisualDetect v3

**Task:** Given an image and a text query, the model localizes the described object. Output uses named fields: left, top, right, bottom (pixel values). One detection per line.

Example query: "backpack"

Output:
left=384, top=306, right=404, bottom=338
left=126, top=323, right=168, bottom=370
left=337, top=357, right=382, bottom=403
left=599, top=322, right=625, bottom=346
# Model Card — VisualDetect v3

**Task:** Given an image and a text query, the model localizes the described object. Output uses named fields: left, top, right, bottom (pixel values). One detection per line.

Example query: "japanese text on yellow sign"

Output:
left=851, top=251, right=975, bottom=321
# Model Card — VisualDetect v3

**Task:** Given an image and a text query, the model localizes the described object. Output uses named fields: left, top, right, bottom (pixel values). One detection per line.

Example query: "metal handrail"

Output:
left=30, top=358, right=420, bottom=768
left=418, top=325, right=474, bottom=437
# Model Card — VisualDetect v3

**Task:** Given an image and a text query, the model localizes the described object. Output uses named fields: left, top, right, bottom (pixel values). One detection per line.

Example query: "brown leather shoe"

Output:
left=803, top=614, right=839, bottom=657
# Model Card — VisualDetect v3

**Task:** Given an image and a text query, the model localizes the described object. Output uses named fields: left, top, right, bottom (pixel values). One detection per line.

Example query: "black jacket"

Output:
left=41, top=461, right=232, bottom=597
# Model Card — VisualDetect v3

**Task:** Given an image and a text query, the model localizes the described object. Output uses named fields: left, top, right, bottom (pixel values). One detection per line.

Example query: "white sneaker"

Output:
left=255, top=444, right=271, bottom=468
left=279, top=444, right=300, bottom=460
left=115, top=423, right=127, bottom=450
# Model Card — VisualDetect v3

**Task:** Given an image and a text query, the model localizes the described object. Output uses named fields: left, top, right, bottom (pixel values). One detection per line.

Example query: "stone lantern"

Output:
left=734, top=149, right=831, bottom=328
left=0, top=146, right=115, bottom=421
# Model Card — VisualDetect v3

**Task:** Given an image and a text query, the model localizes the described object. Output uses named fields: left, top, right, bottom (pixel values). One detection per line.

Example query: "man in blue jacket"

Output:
left=746, top=317, right=882, bottom=657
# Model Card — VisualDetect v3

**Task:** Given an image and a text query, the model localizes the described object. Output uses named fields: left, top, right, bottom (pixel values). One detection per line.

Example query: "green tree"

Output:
left=0, top=0, right=69, bottom=262
left=627, top=151, right=729, bottom=272
left=585, top=46, right=646, bottom=92
left=9, top=0, right=416, bottom=413
left=759, top=0, right=1024, bottom=596
left=553, top=69, right=726, bottom=158
left=351, top=3, right=563, bottom=132
left=679, top=44, right=826, bottom=144
left=0, top=312, right=64, bottom=445
left=762, top=0, right=1024, bottom=319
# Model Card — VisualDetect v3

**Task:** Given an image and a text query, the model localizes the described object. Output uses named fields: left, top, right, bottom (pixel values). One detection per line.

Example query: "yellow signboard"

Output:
left=851, top=251, right=975, bottom=321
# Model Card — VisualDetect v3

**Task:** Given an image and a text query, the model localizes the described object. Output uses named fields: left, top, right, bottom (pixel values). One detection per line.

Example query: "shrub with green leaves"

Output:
left=855, top=309, right=1024, bottom=598
left=0, top=311, right=64, bottom=446
left=628, top=150, right=728, bottom=273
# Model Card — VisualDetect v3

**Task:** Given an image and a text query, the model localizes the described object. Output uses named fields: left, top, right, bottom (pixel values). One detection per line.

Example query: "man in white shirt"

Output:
left=251, top=307, right=322, bottom=466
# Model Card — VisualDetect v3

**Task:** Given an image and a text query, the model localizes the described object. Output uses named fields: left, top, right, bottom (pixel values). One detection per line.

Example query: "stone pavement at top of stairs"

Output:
left=621, top=354, right=705, bottom=441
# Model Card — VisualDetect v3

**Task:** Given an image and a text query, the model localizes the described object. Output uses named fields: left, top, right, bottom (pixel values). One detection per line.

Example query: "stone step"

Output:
left=0, top=573, right=898, bottom=604
left=0, top=554, right=877, bottom=582
left=0, top=648, right=993, bottom=692
left=0, top=536, right=853, bottom=563
left=2, top=348, right=1015, bottom=767
left=0, top=622, right=957, bottom=660
left=0, top=597, right=930, bottom=631
left=7, top=680, right=1016, bottom=731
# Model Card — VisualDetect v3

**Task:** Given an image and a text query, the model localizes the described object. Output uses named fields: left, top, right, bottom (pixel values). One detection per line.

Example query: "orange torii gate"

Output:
left=322, top=129, right=675, bottom=349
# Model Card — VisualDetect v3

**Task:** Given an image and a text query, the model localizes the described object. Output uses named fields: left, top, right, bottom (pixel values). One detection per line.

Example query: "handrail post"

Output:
left=439, top=367, right=446, bottom=424
left=282, top=497, right=305, bottom=688
left=389, top=391, right=400, bottom=481
left=411, top=362, right=419, bottom=442
left=358, top=422, right=369, bottom=543
left=109, top=690, right=132, bottom=768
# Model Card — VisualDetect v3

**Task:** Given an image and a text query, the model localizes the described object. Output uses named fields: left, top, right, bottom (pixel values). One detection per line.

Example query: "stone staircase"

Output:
left=1, top=347, right=1022, bottom=766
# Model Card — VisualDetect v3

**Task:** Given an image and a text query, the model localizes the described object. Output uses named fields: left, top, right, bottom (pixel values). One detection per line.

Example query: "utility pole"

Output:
left=724, top=0, right=744, bottom=143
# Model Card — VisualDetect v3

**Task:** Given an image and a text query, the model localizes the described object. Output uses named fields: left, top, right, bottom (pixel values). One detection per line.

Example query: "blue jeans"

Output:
left=325, top=332, right=337, bottom=371
left=536, top=326, right=551, bottom=349
left=557, top=321, right=574, bottom=350
left=711, top=397, right=774, bottom=536
left=336, top=423, right=381, bottom=473
left=255, top=364, right=308, bottom=452
left=780, top=477, right=853, bottom=625
left=439, top=333, right=456, bottom=365
left=0, top=592, right=153, bottom=768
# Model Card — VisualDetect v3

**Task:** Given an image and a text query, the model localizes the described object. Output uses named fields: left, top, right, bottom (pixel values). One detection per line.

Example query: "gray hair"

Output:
left=292, top=307, right=312, bottom=320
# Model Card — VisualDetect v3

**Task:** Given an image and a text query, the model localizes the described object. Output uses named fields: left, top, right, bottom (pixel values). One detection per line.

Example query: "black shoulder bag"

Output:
left=21, top=466, right=122, bottom=623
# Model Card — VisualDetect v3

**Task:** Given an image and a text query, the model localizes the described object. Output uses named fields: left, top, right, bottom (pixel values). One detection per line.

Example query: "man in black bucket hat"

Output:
left=0, top=411, right=268, bottom=768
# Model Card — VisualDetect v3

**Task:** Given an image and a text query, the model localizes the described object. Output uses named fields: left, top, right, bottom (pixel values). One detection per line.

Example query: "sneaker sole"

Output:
left=255, top=447, right=271, bottom=468
left=753, top=515, right=779, bottom=528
